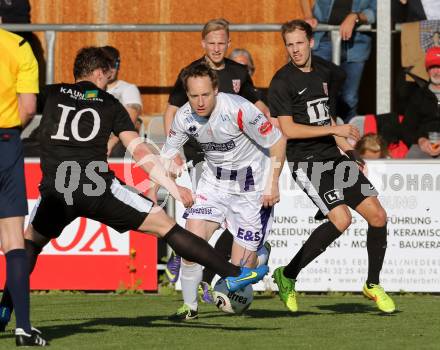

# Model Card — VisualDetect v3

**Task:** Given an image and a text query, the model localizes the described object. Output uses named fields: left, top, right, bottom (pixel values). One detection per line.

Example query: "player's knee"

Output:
left=368, top=207, right=387, bottom=227
left=138, top=206, right=176, bottom=237
left=24, top=224, right=50, bottom=247
left=331, top=212, right=352, bottom=232
left=155, top=217, right=176, bottom=236
left=0, top=233, right=25, bottom=253
left=0, top=218, right=25, bottom=252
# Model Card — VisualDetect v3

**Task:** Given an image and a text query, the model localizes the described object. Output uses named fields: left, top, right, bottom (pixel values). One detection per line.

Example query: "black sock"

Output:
left=366, top=224, right=387, bottom=285
left=202, top=229, right=233, bottom=284
left=5, top=249, right=31, bottom=333
left=1, top=240, right=43, bottom=314
left=164, top=224, right=240, bottom=278
left=284, top=221, right=342, bottom=279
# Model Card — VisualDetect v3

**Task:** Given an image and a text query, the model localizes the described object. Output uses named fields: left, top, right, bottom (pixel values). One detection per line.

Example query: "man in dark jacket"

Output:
left=402, top=47, right=440, bottom=158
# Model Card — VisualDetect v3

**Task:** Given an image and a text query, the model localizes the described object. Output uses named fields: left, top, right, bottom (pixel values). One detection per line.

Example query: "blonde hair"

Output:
left=202, top=18, right=230, bottom=39
left=355, top=133, right=389, bottom=158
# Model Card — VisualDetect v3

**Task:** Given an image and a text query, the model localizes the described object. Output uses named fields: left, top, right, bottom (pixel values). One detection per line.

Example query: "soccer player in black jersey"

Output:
left=268, top=20, right=395, bottom=313
left=0, top=47, right=269, bottom=338
left=164, top=18, right=270, bottom=136
left=162, top=18, right=273, bottom=295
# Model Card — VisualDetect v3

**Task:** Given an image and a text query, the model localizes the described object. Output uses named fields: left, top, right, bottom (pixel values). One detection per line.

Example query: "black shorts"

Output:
left=290, top=156, right=378, bottom=216
left=0, top=128, right=28, bottom=218
left=31, top=177, right=154, bottom=239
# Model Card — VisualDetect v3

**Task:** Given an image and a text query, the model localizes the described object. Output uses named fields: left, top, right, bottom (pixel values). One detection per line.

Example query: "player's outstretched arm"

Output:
left=119, top=130, right=193, bottom=207
left=262, top=136, right=287, bottom=207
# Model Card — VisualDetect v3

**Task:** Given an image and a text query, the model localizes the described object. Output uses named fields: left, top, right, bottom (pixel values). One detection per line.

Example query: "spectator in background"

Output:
left=300, top=0, right=376, bottom=122
left=394, top=1, right=440, bottom=116
left=228, top=48, right=256, bottom=76
left=0, top=28, right=47, bottom=346
left=394, top=0, right=440, bottom=22
left=355, top=133, right=389, bottom=159
left=101, top=45, right=143, bottom=157
left=0, top=0, right=46, bottom=88
left=402, top=46, right=440, bottom=159
left=228, top=48, right=278, bottom=126
left=0, top=0, right=30, bottom=23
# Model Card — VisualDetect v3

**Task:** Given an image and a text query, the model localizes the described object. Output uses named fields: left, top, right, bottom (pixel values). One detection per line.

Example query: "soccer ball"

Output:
left=212, top=279, right=253, bottom=314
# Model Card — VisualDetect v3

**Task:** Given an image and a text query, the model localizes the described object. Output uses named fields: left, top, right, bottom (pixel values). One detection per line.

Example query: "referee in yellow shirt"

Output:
left=0, top=28, right=47, bottom=346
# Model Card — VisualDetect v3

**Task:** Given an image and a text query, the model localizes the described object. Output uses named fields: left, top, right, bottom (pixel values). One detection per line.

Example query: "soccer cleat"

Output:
left=199, top=281, right=214, bottom=304
left=168, top=304, right=198, bottom=321
left=165, top=250, right=181, bottom=283
left=225, top=265, right=269, bottom=292
left=0, top=306, right=11, bottom=332
left=15, top=327, right=48, bottom=347
left=272, top=266, right=298, bottom=313
left=363, top=283, right=396, bottom=313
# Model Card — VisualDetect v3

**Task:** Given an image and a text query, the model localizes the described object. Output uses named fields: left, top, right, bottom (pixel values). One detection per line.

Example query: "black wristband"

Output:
left=346, top=150, right=365, bottom=166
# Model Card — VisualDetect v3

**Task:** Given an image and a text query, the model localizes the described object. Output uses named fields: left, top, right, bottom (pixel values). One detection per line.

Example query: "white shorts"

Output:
left=183, top=179, right=273, bottom=251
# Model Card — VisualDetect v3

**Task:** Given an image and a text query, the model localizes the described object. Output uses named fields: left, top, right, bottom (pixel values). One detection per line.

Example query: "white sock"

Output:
left=256, top=244, right=269, bottom=267
left=180, top=261, right=202, bottom=311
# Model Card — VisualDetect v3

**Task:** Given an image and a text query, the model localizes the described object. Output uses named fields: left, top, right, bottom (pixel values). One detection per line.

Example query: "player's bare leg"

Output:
left=24, top=224, right=51, bottom=248
left=230, top=243, right=257, bottom=268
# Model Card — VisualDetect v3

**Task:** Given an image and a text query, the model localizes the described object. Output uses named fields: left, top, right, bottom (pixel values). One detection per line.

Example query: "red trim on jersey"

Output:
left=237, top=109, right=244, bottom=131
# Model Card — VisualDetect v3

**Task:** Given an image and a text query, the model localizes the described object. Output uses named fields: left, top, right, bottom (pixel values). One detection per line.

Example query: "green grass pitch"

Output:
left=0, top=293, right=439, bottom=349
